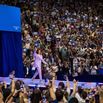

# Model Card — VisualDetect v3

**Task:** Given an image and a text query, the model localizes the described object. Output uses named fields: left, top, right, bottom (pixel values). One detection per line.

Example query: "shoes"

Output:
left=31, top=77, right=35, bottom=81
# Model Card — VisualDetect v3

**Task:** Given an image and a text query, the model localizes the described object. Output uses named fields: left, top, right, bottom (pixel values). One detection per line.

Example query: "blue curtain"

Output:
left=0, top=31, right=24, bottom=77
left=0, top=32, right=2, bottom=76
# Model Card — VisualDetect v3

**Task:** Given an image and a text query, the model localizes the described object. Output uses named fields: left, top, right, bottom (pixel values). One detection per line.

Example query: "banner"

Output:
left=0, top=5, right=21, bottom=32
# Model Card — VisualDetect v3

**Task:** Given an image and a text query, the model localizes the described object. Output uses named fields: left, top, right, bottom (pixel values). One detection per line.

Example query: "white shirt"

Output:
left=75, top=93, right=86, bottom=103
left=33, top=51, right=47, bottom=69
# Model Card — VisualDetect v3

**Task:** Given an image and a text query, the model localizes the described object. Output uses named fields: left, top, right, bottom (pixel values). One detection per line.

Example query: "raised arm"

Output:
left=66, top=76, right=70, bottom=95
left=71, top=79, right=78, bottom=96
left=49, top=77, right=56, bottom=101
left=52, top=76, right=56, bottom=90
left=11, top=79, right=15, bottom=93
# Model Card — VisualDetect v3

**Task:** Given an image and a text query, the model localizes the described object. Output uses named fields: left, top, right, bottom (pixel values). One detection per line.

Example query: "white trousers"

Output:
left=32, top=67, right=42, bottom=80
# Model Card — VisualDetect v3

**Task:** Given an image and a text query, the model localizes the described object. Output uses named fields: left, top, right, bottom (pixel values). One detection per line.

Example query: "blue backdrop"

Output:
left=0, top=5, right=21, bottom=32
left=0, top=5, right=24, bottom=77
left=0, top=31, right=24, bottom=77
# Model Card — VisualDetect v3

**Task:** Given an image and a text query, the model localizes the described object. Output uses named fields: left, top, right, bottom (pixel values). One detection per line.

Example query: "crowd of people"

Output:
left=19, top=0, right=103, bottom=78
left=0, top=77, right=103, bottom=103
left=0, top=0, right=103, bottom=103
left=1, top=0, right=103, bottom=78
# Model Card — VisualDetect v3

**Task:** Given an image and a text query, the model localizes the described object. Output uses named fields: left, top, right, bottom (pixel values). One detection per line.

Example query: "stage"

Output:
left=0, top=77, right=102, bottom=89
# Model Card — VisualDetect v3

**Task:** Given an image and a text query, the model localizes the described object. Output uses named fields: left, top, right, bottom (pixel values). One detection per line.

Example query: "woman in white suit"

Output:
left=32, top=48, right=47, bottom=81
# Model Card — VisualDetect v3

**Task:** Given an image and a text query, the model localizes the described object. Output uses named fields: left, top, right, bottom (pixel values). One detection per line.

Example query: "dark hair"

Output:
left=81, top=91, right=87, bottom=100
left=58, top=82, right=65, bottom=89
left=31, top=88, right=42, bottom=103
left=69, top=97, right=78, bottom=103
left=15, top=80, right=24, bottom=90
left=36, top=48, right=41, bottom=54
left=55, top=89, right=64, bottom=102
left=0, top=84, right=2, bottom=93
left=3, top=88, right=11, bottom=102
left=78, top=86, right=83, bottom=96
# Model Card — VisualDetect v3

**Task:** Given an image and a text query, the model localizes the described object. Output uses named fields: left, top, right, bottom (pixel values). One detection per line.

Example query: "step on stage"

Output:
left=0, top=77, right=102, bottom=89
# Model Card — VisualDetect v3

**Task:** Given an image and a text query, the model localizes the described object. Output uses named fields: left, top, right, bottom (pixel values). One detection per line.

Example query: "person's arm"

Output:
left=49, top=77, right=56, bottom=101
left=0, top=92, right=4, bottom=103
left=19, top=92, right=24, bottom=103
left=66, top=76, right=70, bottom=95
left=71, top=79, right=78, bottom=96
left=11, top=79, right=15, bottom=93
left=20, top=92, right=29, bottom=103
left=5, top=93, right=13, bottom=103
left=49, top=85, right=56, bottom=101
left=52, top=77, right=56, bottom=92
left=41, top=56, right=48, bottom=65
left=42, top=58, right=47, bottom=65
left=5, top=90, right=18, bottom=103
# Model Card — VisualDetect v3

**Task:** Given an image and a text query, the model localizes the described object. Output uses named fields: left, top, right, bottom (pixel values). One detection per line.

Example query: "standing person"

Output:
left=32, top=48, right=47, bottom=81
